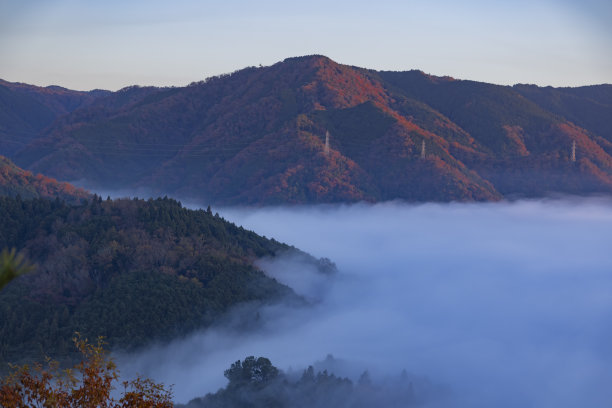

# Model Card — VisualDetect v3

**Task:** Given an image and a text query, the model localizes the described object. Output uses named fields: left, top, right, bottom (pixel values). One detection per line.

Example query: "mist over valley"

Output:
left=116, top=198, right=612, bottom=407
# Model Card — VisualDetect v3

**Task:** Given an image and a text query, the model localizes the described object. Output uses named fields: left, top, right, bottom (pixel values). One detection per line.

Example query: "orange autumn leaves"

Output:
left=0, top=335, right=173, bottom=408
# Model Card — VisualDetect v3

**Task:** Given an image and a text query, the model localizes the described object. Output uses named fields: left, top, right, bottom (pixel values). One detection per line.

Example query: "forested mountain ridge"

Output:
left=0, top=195, right=328, bottom=366
left=0, top=79, right=110, bottom=157
left=0, top=155, right=90, bottom=203
left=7, top=55, right=612, bottom=203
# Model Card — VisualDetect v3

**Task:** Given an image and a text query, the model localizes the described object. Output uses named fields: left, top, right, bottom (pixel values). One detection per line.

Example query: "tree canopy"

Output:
left=0, top=195, right=309, bottom=366
left=0, top=335, right=172, bottom=408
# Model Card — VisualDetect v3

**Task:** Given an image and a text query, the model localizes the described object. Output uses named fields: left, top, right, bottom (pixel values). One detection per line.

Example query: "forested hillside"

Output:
left=0, top=79, right=109, bottom=156
left=0, top=196, right=325, bottom=366
left=0, top=155, right=90, bottom=203
left=6, top=55, right=612, bottom=203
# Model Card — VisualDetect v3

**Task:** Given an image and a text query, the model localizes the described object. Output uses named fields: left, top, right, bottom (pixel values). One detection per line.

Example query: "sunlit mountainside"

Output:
left=4, top=55, right=612, bottom=204
left=0, top=155, right=90, bottom=203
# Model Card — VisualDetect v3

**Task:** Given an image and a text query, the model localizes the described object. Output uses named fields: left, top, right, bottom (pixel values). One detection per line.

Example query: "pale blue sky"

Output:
left=1, top=0, right=610, bottom=90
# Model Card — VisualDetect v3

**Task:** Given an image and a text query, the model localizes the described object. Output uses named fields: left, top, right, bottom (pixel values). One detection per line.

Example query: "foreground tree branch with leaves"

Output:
left=0, top=334, right=173, bottom=408
left=0, top=247, right=34, bottom=291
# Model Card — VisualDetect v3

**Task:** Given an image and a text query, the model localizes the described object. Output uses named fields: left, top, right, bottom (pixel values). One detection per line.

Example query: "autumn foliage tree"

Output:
left=0, top=334, right=173, bottom=408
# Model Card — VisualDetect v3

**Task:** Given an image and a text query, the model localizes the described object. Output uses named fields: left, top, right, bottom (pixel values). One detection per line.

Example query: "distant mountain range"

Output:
left=3, top=56, right=612, bottom=204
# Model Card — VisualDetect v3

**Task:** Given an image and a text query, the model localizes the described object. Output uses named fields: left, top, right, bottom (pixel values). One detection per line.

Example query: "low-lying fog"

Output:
left=117, top=198, right=612, bottom=407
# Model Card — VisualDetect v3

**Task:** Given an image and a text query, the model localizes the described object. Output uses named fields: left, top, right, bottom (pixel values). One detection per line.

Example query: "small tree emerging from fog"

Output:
left=0, top=334, right=173, bottom=408
left=224, top=356, right=279, bottom=388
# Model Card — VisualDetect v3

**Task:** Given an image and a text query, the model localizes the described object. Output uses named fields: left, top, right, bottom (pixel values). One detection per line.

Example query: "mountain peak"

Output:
left=273, top=54, right=390, bottom=110
left=282, top=54, right=336, bottom=66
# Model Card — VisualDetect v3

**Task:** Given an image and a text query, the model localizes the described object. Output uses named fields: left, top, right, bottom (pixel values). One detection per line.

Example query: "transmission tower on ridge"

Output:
left=325, top=130, right=330, bottom=156
left=421, top=140, right=426, bottom=159
left=571, top=140, right=576, bottom=162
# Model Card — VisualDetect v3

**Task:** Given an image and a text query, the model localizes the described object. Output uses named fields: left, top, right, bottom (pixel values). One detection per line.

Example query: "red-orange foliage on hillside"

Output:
left=0, top=156, right=89, bottom=203
left=0, top=335, right=173, bottom=408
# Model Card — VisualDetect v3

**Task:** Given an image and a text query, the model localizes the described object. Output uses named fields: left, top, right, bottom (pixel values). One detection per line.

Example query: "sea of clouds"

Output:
left=117, top=198, right=612, bottom=407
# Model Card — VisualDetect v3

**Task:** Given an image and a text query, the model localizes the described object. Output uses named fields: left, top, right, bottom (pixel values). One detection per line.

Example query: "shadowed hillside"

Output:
left=0, top=79, right=109, bottom=156
left=0, top=196, right=330, bottom=366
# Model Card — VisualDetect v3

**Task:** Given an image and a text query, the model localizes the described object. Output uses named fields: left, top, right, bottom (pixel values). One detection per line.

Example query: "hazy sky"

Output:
left=1, top=0, right=611, bottom=90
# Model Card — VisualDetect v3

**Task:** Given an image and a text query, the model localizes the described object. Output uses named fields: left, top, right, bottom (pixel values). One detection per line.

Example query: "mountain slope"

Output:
left=0, top=79, right=109, bottom=156
left=11, top=56, right=612, bottom=203
left=0, top=155, right=90, bottom=203
left=0, top=196, right=328, bottom=365
left=378, top=70, right=612, bottom=196
left=513, top=84, right=612, bottom=144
